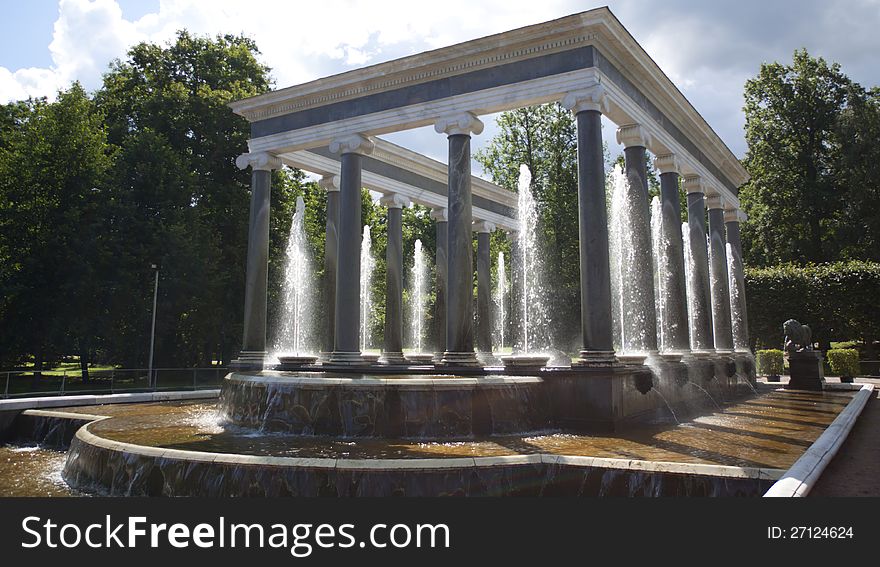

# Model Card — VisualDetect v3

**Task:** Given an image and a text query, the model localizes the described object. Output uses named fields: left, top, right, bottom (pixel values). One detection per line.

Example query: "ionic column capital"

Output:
left=472, top=220, right=496, bottom=233
left=434, top=112, right=484, bottom=137
left=318, top=174, right=340, bottom=192
left=561, top=83, right=608, bottom=115
left=724, top=207, right=748, bottom=223
left=616, top=123, right=652, bottom=149
left=682, top=175, right=706, bottom=195
left=653, top=153, right=682, bottom=175
left=329, top=133, right=375, bottom=156
left=430, top=207, right=449, bottom=222
left=705, top=191, right=725, bottom=211
left=379, top=193, right=410, bottom=209
left=236, top=152, right=282, bottom=172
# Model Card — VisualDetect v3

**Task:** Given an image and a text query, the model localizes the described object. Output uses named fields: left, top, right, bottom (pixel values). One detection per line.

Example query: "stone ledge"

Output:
left=764, top=383, right=875, bottom=497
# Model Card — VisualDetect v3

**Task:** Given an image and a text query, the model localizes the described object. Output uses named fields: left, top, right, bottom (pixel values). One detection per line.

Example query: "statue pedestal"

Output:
left=785, top=351, right=825, bottom=391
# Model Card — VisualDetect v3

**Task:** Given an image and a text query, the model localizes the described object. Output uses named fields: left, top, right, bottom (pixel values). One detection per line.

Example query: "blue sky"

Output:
left=2, top=0, right=879, bottom=168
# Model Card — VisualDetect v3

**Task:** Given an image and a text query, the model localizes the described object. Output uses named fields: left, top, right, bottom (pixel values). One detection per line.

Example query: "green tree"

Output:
left=0, top=84, right=114, bottom=377
left=739, top=50, right=852, bottom=266
left=96, top=31, right=292, bottom=367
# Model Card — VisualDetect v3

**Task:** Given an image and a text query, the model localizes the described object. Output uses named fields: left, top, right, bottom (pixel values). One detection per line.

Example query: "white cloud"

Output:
left=2, top=0, right=879, bottom=161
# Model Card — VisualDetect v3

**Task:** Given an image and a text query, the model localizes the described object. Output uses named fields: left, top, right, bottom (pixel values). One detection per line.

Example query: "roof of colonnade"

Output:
left=229, top=6, right=749, bottom=214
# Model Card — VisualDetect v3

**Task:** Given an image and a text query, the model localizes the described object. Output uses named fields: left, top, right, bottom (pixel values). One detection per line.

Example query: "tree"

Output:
left=96, top=31, right=293, bottom=367
left=0, top=84, right=114, bottom=377
left=739, top=50, right=853, bottom=266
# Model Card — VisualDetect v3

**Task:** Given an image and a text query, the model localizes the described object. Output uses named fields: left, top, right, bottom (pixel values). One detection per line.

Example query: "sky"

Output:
left=1, top=0, right=879, bottom=176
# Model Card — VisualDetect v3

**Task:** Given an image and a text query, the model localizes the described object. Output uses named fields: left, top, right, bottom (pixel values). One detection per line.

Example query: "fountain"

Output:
left=495, top=251, right=507, bottom=353
left=609, top=165, right=654, bottom=364
left=405, top=239, right=433, bottom=364
left=359, top=224, right=378, bottom=364
left=274, top=196, right=318, bottom=366
left=500, top=165, right=551, bottom=370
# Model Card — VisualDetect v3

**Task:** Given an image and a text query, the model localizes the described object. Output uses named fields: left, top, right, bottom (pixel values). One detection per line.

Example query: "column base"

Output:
left=379, top=352, right=407, bottom=365
left=328, top=351, right=364, bottom=366
left=438, top=351, right=481, bottom=367
left=229, top=351, right=267, bottom=371
left=573, top=350, right=619, bottom=368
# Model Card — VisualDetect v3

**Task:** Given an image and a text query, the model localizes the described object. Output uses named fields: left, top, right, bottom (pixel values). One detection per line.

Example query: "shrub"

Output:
left=756, top=349, right=784, bottom=376
left=827, top=349, right=860, bottom=378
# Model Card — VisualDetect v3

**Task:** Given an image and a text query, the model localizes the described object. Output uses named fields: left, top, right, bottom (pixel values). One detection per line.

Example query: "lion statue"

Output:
left=783, top=319, right=812, bottom=353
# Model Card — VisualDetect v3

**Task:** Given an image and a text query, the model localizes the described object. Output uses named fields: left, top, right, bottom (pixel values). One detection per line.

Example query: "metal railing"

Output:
left=0, top=367, right=227, bottom=399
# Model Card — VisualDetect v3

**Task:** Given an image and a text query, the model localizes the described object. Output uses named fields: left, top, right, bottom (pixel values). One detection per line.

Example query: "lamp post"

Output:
left=148, top=264, right=159, bottom=389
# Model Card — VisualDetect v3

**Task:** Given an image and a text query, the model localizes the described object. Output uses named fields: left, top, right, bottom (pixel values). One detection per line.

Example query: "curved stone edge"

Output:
left=66, top=418, right=783, bottom=481
left=763, top=383, right=875, bottom=497
left=0, top=389, right=220, bottom=412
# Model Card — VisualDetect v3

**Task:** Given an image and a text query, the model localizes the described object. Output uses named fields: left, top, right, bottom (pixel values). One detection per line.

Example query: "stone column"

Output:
left=724, top=206, right=750, bottom=351
left=380, top=193, right=410, bottom=364
left=562, top=86, right=617, bottom=366
left=706, top=193, right=734, bottom=352
left=329, top=134, right=374, bottom=365
left=683, top=176, right=714, bottom=352
left=474, top=220, right=496, bottom=361
left=232, top=151, right=281, bottom=369
left=319, top=174, right=340, bottom=358
left=435, top=112, right=483, bottom=367
left=617, top=124, right=658, bottom=354
left=653, top=154, right=690, bottom=353
left=430, top=208, right=448, bottom=358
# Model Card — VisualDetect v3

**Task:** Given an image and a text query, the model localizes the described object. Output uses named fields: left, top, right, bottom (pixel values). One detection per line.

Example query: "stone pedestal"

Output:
left=786, top=351, right=826, bottom=391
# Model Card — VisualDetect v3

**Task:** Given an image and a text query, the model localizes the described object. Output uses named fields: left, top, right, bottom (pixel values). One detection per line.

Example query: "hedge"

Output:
left=745, top=261, right=880, bottom=351
left=756, top=349, right=784, bottom=376
left=827, top=349, right=860, bottom=377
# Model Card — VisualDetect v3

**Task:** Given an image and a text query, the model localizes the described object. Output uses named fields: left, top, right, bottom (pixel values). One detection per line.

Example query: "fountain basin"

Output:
left=405, top=354, right=435, bottom=365
left=277, top=355, right=319, bottom=367
left=500, top=355, right=550, bottom=370
left=219, top=371, right=550, bottom=437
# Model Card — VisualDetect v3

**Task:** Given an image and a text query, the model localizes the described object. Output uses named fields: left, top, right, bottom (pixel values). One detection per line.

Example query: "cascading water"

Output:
left=274, top=196, right=315, bottom=356
left=608, top=165, right=654, bottom=354
left=727, top=242, right=748, bottom=351
left=495, top=251, right=507, bottom=351
left=515, top=164, right=550, bottom=354
left=650, top=196, right=668, bottom=351
left=360, top=225, right=375, bottom=352
left=409, top=239, right=428, bottom=353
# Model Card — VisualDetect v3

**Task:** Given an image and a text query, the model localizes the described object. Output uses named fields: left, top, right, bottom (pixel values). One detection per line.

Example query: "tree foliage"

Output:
left=740, top=49, right=880, bottom=265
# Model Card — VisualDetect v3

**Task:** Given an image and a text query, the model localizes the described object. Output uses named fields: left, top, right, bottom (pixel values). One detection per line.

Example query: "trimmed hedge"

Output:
left=827, top=349, right=860, bottom=378
left=756, top=349, right=784, bottom=376
left=745, top=261, right=880, bottom=351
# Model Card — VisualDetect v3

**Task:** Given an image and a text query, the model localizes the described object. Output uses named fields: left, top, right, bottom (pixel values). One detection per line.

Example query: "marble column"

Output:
left=380, top=194, right=410, bottom=364
left=683, top=176, right=714, bottom=352
left=319, top=174, right=340, bottom=358
left=232, top=151, right=281, bottom=369
left=435, top=112, right=483, bottom=366
left=724, top=206, right=750, bottom=351
left=329, top=134, right=374, bottom=364
left=474, top=220, right=496, bottom=361
left=562, top=86, right=617, bottom=365
left=706, top=193, right=734, bottom=352
left=617, top=124, right=658, bottom=354
left=653, top=154, right=690, bottom=353
left=430, top=208, right=448, bottom=358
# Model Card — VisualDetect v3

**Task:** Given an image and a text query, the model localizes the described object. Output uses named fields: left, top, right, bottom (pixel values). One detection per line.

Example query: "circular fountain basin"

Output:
left=277, top=355, right=319, bottom=367
left=405, top=353, right=435, bottom=365
left=617, top=354, right=648, bottom=366
left=219, top=371, right=550, bottom=438
left=499, top=355, right=550, bottom=370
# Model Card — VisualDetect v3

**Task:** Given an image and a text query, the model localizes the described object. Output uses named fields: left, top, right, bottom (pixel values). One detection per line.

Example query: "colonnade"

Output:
left=232, top=84, right=749, bottom=369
